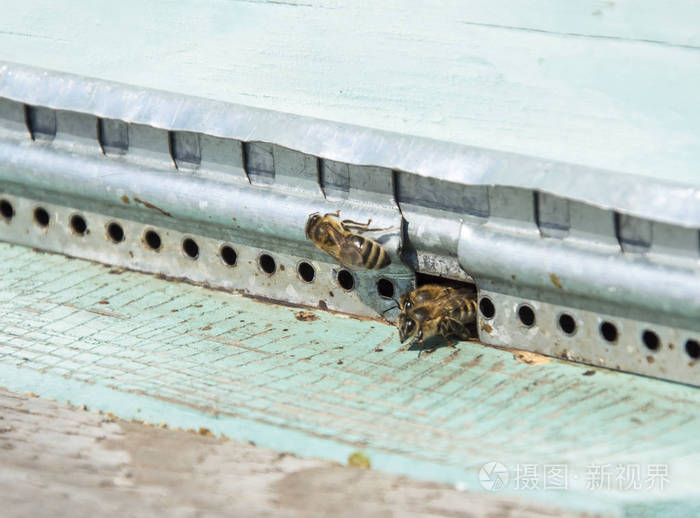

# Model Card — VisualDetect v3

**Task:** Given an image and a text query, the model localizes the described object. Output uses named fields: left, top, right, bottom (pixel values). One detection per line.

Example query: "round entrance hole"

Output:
left=220, top=245, right=237, bottom=266
left=70, top=214, right=87, bottom=236
left=34, top=207, right=50, bottom=228
left=298, top=262, right=315, bottom=283
left=144, top=230, right=162, bottom=251
left=558, top=313, right=577, bottom=336
left=337, top=269, right=355, bottom=291
left=259, top=254, right=276, bottom=275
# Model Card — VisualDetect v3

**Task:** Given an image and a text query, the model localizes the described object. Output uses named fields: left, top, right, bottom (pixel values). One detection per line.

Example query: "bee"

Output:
left=397, top=286, right=477, bottom=353
left=399, top=285, right=461, bottom=312
left=305, top=211, right=391, bottom=270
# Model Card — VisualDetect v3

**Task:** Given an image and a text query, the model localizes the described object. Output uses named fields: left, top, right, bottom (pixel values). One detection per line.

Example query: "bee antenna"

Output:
left=381, top=303, right=399, bottom=315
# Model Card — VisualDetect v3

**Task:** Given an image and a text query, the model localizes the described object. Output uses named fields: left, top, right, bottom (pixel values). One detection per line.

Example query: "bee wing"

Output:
left=312, top=223, right=362, bottom=267
left=338, top=235, right=367, bottom=268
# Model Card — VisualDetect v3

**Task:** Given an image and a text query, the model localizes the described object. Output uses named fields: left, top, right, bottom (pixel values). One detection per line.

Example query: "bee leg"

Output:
left=416, top=330, right=425, bottom=358
left=324, top=210, right=341, bottom=218
left=341, top=217, right=371, bottom=226
left=341, top=219, right=391, bottom=233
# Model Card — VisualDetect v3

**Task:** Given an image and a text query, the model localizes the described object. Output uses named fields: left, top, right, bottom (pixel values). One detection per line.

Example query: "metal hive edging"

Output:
left=0, top=63, right=699, bottom=386
left=1, top=61, right=699, bottom=228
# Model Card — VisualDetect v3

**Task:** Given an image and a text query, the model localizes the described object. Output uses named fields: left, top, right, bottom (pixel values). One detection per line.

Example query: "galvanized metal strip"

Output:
left=1, top=64, right=700, bottom=385
left=1, top=62, right=699, bottom=228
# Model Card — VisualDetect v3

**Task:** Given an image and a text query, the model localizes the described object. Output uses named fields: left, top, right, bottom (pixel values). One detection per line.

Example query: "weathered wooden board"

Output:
left=1, top=1, right=699, bottom=187
left=0, top=243, right=699, bottom=516
left=0, top=390, right=593, bottom=518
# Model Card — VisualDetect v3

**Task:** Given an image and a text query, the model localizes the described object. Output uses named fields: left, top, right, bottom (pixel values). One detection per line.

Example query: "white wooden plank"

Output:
left=0, top=390, right=590, bottom=518
left=0, top=1, right=698, bottom=187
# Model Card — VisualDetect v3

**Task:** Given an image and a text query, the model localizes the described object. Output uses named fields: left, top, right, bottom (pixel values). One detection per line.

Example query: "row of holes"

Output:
left=7, top=197, right=694, bottom=355
left=478, top=296, right=700, bottom=360
left=0, top=199, right=397, bottom=299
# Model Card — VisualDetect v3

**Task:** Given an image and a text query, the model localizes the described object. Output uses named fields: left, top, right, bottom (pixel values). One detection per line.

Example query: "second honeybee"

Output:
left=305, top=212, right=391, bottom=270
left=397, top=285, right=477, bottom=348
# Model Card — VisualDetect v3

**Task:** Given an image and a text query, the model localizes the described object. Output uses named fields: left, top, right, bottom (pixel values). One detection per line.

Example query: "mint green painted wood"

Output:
left=1, top=1, right=699, bottom=187
left=0, top=243, right=699, bottom=516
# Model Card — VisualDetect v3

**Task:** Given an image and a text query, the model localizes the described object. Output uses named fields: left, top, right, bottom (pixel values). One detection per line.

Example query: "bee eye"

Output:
left=405, top=300, right=413, bottom=310
left=406, top=319, right=415, bottom=332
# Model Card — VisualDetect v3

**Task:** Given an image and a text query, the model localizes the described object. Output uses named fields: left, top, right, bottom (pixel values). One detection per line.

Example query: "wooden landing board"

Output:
left=0, top=390, right=592, bottom=518
left=0, top=243, right=699, bottom=516
left=1, top=1, right=699, bottom=187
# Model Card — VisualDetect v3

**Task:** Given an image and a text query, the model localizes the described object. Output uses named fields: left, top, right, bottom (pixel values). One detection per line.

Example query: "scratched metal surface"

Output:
left=0, top=242, right=699, bottom=516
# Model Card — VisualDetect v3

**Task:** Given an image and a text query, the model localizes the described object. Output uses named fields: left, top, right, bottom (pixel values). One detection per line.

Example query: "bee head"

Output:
left=305, top=213, right=321, bottom=239
left=398, top=313, right=417, bottom=343
left=398, top=292, right=412, bottom=311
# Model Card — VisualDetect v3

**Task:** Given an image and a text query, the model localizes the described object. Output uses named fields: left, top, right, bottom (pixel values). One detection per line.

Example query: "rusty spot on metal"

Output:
left=120, top=194, right=130, bottom=204
left=295, top=311, right=318, bottom=322
left=98, top=300, right=109, bottom=305
left=318, top=300, right=328, bottom=310
left=279, top=264, right=285, bottom=271
left=133, top=197, right=172, bottom=217
left=374, top=348, right=383, bottom=352
left=201, top=325, right=212, bottom=331
left=480, top=321, right=493, bottom=333
left=582, top=370, right=596, bottom=376
left=669, top=343, right=675, bottom=350
left=336, top=360, right=343, bottom=365
left=549, top=273, right=563, bottom=289
left=198, top=427, right=214, bottom=437
left=646, top=355, right=655, bottom=364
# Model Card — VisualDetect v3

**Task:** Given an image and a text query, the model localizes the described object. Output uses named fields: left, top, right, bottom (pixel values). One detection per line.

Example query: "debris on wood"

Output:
left=348, top=451, right=371, bottom=469
left=295, top=311, right=318, bottom=322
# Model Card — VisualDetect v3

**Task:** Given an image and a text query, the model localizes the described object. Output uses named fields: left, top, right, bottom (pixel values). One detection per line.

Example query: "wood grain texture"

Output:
left=0, top=1, right=698, bottom=187
left=0, top=243, right=699, bottom=516
left=2, top=390, right=596, bottom=518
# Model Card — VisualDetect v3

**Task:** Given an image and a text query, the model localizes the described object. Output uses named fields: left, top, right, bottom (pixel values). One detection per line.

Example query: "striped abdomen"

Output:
left=450, top=297, right=478, bottom=325
left=357, top=236, right=391, bottom=269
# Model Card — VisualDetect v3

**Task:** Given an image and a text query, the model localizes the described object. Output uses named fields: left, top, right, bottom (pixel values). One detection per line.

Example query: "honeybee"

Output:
left=399, top=285, right=461, bottom=312
left=397, top=286, right=477, bottom=353
left=305, top=212, right=391, bottom=270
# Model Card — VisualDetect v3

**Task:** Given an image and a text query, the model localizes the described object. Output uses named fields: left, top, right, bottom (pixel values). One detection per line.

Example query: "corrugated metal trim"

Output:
left=1, top=61, right=698, bottom=228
